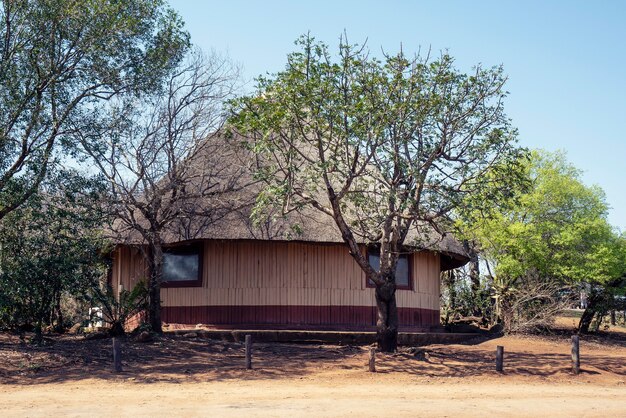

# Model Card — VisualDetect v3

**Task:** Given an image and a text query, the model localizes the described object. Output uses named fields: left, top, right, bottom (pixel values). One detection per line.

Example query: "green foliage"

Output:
left=472, top=150, right=623, bottom=287
left=0, top=0, right=190, bottom=219
left=0, top=170, right=107, bottom=337
left=231, top=33, right=527, bottom=350
left=461, top=150, right=626, bottom=333
left=441, top=272, right=494, bottom=325
left=230, top=33, right=526, bottom=280
left=86, top=280, right=149, bottom=337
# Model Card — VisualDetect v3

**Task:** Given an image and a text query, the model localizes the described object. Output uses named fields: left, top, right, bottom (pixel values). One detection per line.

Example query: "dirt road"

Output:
left=2, top=378, right=625, bottom=417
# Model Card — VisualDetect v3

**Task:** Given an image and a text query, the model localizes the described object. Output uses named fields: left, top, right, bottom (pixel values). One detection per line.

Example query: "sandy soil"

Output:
left=1, top=327, right=625, bottom=417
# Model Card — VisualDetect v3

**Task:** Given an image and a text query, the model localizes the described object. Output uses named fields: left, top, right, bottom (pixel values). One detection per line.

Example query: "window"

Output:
left=367, top=250, right=412, bottom=290
left=161, top=244, right=202, bottom=287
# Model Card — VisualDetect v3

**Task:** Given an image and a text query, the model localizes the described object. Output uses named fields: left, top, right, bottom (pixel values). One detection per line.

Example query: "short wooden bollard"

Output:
left=495, top=345, right=504, bottom=372
left=245, top=334, right=252, bottom=370
left=368, top=347, right=376, bottom=372
left=112, top=337, right=122, bottom=373
left=571, top=335, right=580, bottom=374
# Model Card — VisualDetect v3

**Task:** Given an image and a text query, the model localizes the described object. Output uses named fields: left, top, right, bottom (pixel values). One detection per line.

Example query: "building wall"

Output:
left=112, top=240, right=441, bottom=331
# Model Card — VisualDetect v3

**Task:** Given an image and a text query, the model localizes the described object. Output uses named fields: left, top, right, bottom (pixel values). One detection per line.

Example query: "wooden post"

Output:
left=368, top=347, right=376, bottom=372
left=245, top=334, right=252, bottom=370
left=495, top=345, right=504, bottom=372
left=112, top=337, right=122, bottom=373
left=571, top=335, right=580, bottom=374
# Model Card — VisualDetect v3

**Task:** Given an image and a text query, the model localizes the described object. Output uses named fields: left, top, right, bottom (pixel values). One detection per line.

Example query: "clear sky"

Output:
left=169, top=0, right=626, bottom=231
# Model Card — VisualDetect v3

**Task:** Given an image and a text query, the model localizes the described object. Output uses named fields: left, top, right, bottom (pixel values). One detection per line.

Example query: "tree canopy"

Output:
left=470, top=150, right=624, bottom=286
left=0, top=0, right=190, bottom=220
left=460, top=150, right=626, bottom=332
left=230, top=34, right=527, bottom=350
left=0, top=169, right=106, bottom=340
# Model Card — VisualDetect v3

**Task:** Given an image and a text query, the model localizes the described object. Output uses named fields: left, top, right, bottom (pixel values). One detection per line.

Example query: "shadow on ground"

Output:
left=0, top=331, right=624, bottom=385
left=375, top=348, right=625, bottom=378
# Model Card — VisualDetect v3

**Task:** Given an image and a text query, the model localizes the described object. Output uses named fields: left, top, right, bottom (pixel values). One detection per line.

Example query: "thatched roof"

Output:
left=112, top=132, right=469, bottom=270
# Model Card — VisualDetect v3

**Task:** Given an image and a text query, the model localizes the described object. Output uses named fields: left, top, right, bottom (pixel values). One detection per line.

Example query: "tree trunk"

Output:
left=444, top=269, right=457, bottom=310
left=148, top=243, right=163, bottom=333
left=463, top=241, right=480, bottom=296
left=54, top=291, right=64, bottom=333
left=469, top=257, right=480, bottom=297
left=375, top=279, right=398, bottom=352
left=463, top=241, right=481, bottom=316
left=578, top=287, right=608, bottom=334
left=442, top=269, right=456, bottom=324
left=578, top=307, right=595, bottom=334
left=468, top=255, right=480, bottom=318
left=33, top=321, right=43, bottom=345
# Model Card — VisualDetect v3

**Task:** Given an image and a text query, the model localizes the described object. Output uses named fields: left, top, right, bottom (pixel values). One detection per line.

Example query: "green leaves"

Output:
left=471, top=150, right=625, bottom=286
left=0, top=169, right=107, bottom=331
left=0, top=0, right=190, bottom=220
left=86, top=280, right=149, bottom=336
left=230, top=33, right=523, bottom=247
left=229, top=33, right=528, bottom=298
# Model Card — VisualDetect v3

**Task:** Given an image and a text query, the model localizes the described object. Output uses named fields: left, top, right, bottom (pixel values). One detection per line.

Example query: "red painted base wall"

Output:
left=162, top=305, right=440, bottom=332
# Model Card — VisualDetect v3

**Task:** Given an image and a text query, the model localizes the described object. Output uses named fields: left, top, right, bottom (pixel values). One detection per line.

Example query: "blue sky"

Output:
left=169, top=0, right=626, bottom=231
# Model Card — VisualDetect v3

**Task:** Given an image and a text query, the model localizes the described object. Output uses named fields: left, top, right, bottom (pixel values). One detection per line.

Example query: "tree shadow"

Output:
left=1, top=332, right=624, bottom=385
left=0, top=333, right=365, bottom=385
left=374, top=346, right=625, bottom=377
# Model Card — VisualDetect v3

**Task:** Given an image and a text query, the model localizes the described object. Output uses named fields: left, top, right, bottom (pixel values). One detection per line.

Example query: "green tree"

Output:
left=0, top=170, right=107, bottom=342
left=577, top=233, right=626, bottom=333
left=0, top=0, right=189, bottom=220
left=467, top=150, right=626, bottom=332
left=230, top=35, right=526, bottom=351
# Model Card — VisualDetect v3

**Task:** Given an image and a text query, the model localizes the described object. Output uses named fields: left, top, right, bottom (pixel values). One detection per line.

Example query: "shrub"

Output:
left=87, top=280, right=150, bottom=336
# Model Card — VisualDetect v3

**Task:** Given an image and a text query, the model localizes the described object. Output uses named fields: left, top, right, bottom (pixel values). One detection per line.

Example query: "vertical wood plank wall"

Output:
left=112, top=240, right=441, bottom=330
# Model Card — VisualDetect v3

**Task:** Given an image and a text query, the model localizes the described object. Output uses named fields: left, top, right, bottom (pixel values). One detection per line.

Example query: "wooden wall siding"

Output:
left=161, top=241, right=440, bottom=310
left=112, top=240, right=442, bottom=326
left=112, top=246, right=147, bottom=294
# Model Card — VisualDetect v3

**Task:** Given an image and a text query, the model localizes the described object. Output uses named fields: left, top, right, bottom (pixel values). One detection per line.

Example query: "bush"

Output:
left=441, top=269, right=495, bottom=326
left=0, top=172, right=106, bottom=341
left=87, top=280, right=150, bottom=336
left=497, top=275, right=575, bottom=333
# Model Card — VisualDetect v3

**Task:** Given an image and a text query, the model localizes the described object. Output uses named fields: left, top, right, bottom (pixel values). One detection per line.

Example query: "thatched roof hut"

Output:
left=110, top=133, right=468, bottom=331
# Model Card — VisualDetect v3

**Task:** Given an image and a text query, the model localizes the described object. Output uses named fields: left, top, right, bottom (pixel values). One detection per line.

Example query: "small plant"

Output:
left=87, top=280, right=149, bottom=336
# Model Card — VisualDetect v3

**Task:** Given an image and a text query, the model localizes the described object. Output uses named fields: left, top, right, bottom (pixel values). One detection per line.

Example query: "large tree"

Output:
left=85, top=50, right=245, bottom=333
left=467, top=150, right=626, bottom=332
left=230, top=35, right=526, bottom=351
left=0, top=0, right=189, bottom=220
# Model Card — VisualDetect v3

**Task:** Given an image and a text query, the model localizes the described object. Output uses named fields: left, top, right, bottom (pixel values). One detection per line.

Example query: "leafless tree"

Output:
left=84, top=50, right=245, bottom=332
left=498, top=273, right=575, bottom=334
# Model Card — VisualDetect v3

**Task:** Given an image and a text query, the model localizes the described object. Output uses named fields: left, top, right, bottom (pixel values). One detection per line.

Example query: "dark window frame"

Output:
left=365, top=248, right=413, bottom=291
left=160, top=242, right=203, bottom=288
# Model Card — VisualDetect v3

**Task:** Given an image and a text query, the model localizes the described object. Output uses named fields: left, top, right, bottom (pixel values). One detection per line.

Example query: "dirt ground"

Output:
left=1, top=323, right=625, bottom=417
